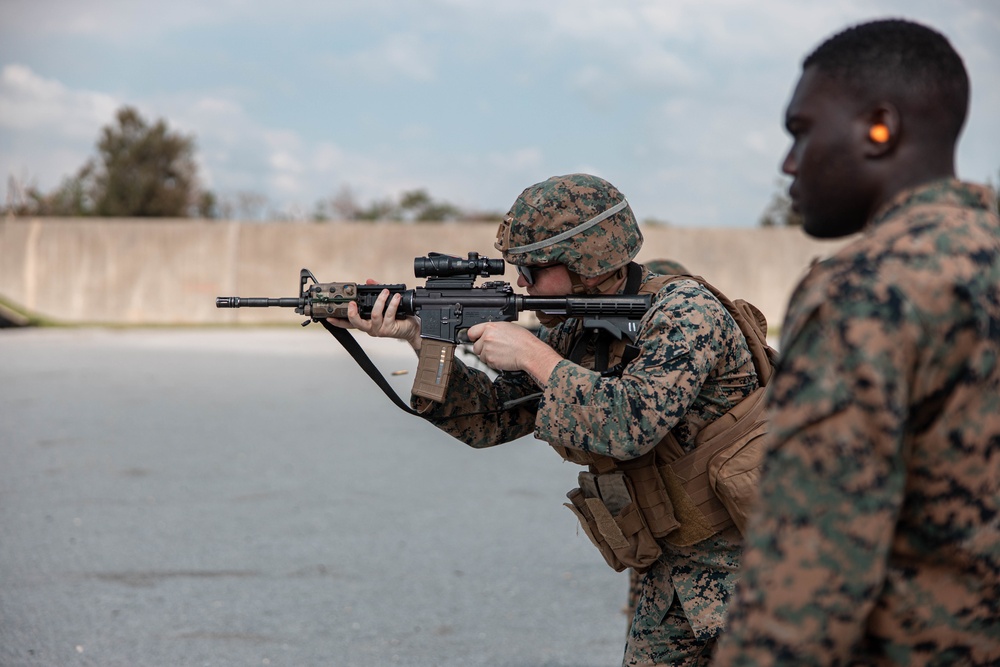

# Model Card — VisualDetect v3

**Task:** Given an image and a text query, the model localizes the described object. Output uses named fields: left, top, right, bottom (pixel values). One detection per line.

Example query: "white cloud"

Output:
left=0, top=0, right=262, bottom=38
left=570, top=47, right=697, bottom=111
left=158, top=93, right=429, bottom=215
left=311, top=144, right=347, bottom=172
left=0, top=64, right=118, bottom=138
left=487, top=147, right=545, bottom=172
left=322, top=33, right=438, bottom=83
left=0, top=64, right=121, bottom=192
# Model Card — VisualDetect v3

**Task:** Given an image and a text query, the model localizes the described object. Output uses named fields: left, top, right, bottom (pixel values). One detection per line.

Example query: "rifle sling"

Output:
left=321, top=320, right=528, bottom=420
left=320, top=319, right=422, bottom=416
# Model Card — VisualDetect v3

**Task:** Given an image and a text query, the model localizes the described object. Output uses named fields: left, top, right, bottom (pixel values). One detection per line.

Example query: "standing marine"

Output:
left=712, top=18, right=1000, bottom=666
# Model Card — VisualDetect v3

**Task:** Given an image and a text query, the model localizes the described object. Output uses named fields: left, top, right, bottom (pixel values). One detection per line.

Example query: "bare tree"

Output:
left=759, top=179, right=802, bottom=227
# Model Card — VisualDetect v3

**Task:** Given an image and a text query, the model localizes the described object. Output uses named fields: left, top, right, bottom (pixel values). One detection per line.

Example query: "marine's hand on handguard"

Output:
left=326, top=279, right=421, bottom=349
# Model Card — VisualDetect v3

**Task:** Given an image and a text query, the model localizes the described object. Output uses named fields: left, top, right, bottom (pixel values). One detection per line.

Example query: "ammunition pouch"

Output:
left=564, top=458, right=672, bottom=573
left=561, top=449, right=718, bottom=572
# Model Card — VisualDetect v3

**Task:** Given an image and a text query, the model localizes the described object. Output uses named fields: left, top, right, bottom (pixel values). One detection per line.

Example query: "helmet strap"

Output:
left=569, top=271, right=590, bottom=294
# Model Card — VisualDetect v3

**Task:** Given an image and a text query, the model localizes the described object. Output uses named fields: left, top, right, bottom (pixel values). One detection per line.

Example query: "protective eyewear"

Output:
left=515, top=263, right=556, bottom=286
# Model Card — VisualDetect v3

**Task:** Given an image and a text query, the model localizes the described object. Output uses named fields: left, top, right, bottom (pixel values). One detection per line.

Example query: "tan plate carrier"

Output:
left=559, top=275, right=777, bottom=572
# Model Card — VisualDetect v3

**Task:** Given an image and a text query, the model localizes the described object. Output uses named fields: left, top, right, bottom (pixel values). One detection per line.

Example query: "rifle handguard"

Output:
left=413, top=339, right=456, bottom=403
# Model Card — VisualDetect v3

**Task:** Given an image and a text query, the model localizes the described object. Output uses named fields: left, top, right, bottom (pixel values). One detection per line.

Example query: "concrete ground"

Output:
left=0, top=327, right=627, bottom=667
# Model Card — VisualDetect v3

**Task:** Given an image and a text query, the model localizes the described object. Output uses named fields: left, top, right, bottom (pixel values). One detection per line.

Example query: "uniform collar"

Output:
left=870, top=178, right=997, bottom=230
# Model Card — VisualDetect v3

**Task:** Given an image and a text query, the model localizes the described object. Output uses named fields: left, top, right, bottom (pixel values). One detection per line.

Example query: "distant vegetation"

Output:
left=309, top=185, right=500, bottom=223
left=2, top=105, right=501, bottom=223
left=758, top=178, right=802, bottom=227
left=3, top=105, right=995, bottom=224
left=5, top=106, right=214, bottom=219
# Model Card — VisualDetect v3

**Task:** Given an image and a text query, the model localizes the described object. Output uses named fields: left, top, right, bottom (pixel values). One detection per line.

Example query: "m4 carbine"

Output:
left=216, top=252, right=651, bottom=406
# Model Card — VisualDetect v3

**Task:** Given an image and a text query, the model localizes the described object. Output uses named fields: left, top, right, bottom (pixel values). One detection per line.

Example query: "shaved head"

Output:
left=803, top=19, right=969, bottom=143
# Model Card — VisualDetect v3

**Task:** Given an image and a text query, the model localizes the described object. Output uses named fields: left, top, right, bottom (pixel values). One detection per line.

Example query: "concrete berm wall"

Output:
left=0, top=218, right=850, bottom=331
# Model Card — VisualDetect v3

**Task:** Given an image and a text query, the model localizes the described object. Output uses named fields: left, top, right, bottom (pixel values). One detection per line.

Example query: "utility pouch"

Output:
left=619, top=456, right=682, bottom=539
left=564, top=470, right=664, bottom=573
left=658, top=385, right=770, bottom=544
left=704, top=387, right=769, bottom=536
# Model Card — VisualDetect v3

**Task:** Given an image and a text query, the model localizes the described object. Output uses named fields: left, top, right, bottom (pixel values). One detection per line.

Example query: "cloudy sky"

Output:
left=1, top=0, right=997, bottom=226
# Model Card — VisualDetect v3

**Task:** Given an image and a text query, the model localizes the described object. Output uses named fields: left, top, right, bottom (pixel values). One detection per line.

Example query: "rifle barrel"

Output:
left=216, top=297, right=301, bottom=308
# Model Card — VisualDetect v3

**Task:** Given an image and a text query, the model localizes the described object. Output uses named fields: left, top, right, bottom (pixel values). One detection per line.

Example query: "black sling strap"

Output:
left=320, top=319, right=421, bottom=415
left=321, top=320, right=541, bottom=419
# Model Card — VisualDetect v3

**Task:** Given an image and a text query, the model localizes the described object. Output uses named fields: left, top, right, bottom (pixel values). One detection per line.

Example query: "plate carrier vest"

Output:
left=558, top=267, right=777, bottom=572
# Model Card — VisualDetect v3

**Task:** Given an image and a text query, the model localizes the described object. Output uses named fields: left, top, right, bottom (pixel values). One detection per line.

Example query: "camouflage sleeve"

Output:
left=712, top=270, right=919, bottom=665
left=533, top=281, right=737, bottom=460
left=410, top=344, right=547, bottom=449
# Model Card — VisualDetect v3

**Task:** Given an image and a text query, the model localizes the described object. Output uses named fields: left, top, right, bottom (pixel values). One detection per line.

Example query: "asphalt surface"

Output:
left=0, top=327, right=627, bottom=667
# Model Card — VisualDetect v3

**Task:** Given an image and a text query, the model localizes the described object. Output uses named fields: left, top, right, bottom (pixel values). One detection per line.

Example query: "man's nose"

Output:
left=781, top=146, right=797, bottom=176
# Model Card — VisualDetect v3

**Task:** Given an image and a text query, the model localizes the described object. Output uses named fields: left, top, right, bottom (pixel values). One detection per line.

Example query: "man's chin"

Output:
left=802, top=215, right=860, bottom=239
left=802, top=213, right=837, bottom=239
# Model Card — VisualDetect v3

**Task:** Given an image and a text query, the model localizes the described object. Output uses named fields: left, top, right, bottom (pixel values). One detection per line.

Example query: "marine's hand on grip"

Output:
left=467, top=321, right=562, bottom=385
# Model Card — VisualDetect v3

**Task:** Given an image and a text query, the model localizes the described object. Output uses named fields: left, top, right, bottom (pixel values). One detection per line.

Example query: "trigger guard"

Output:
left=457, top=330, right=471, bottom=344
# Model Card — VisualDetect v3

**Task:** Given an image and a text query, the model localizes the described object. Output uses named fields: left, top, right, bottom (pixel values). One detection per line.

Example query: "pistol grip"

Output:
left=413, top=339, right=456, bottom=403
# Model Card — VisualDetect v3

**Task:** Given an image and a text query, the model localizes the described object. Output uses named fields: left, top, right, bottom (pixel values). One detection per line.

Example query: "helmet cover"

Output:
left=495, top=173, right=642, bottom=278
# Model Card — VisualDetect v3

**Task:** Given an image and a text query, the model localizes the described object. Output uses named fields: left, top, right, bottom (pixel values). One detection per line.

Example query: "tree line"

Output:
left=3, top=105, right=995, bottom=224
left=2, top=105, right=501, bottom=223
left=5, top=107, right=214, bottom=219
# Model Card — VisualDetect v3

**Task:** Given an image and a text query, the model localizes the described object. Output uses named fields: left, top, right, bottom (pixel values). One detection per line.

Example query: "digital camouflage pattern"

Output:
left=413, top=270, right=759, bottom=665
left=628, top=248, right=691, bottom=646
left=495, top=173, right=642, bottom=278
left=713, top=179, right=1000, bottom=666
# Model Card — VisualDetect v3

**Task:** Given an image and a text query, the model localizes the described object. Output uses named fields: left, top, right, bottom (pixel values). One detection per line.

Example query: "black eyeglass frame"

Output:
left=514, top=263, right=559, bottom=286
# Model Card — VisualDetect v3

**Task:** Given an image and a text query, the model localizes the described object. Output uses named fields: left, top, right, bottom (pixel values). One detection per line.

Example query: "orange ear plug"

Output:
left=869, top=124, right=890, bottom=143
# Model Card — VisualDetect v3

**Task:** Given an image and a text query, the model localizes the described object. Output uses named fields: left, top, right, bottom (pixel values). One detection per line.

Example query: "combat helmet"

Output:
left=495, top=174, right=643, bottom=284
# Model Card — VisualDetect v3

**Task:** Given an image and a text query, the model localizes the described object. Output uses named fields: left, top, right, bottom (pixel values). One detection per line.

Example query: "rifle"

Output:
left=216, top=252, right=651, bottom=410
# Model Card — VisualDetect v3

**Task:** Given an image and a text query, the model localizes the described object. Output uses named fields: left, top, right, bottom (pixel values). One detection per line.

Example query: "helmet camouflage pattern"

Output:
left=495, top=173, right=643, bottom=278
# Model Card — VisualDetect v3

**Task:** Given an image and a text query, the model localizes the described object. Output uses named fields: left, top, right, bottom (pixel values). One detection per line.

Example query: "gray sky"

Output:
left=1, top=0, right=997, bottom=226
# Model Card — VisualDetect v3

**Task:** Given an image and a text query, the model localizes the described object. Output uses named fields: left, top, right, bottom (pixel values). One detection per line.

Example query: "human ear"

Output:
left=863, top=104, right=900, bottom=157
left=869, top=124, right=889, bottom=143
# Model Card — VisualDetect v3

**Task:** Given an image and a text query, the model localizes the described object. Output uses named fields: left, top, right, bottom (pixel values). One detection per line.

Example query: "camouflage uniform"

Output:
left=413, top=178, right=758, bottom=665
left=712, top=179, right=1000, bottom=666
left=626, top=256, right=689, bottom=638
